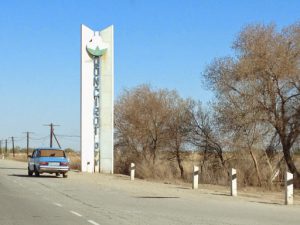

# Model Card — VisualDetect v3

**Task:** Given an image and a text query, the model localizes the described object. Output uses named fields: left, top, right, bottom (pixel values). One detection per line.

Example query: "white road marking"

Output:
left=53, top=202, right=63, bottom=207
left=70, top=211, right=82, bottom=217
left=88, top=220, right=100, bottom=225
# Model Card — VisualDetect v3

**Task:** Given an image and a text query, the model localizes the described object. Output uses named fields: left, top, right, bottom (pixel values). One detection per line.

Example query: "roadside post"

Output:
left=231, top=168, right=237, bottom=197
left=192, top=165, right=199, bottom=189
left=285, top=171, right=293, bottom=205
left=130, top=163, right=135, bottom=181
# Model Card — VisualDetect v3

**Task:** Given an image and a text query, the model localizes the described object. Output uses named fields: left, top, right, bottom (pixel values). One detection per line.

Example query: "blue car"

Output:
left=28, top=148, right=69, bottom=178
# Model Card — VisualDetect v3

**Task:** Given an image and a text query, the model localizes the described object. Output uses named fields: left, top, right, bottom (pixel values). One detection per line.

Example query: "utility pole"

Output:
left=5, top=139, right=7, bottom=155
left=0, top=140, right=2, bottom=155
left=50, top=123, right=53, bottom=148
left=44, top=123, right=60, bottom=148
left=23, top=132, right=34, bottom=157
left=11, top=136, right=15, bottom=157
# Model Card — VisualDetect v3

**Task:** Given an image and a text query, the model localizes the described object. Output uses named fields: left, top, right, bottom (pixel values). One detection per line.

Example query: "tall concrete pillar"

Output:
left=80, top=24, right=114, bottom=173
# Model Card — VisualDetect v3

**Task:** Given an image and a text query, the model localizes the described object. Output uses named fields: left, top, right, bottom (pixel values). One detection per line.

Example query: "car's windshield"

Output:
left=39, top=150, right=65, bottom=157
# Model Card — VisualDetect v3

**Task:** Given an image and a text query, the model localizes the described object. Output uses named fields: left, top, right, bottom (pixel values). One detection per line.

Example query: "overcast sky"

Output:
left=0, top=0, right=299, bottom=150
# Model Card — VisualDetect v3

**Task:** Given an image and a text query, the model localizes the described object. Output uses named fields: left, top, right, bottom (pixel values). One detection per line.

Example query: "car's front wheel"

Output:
left=63, top=173, right=68, bottom=178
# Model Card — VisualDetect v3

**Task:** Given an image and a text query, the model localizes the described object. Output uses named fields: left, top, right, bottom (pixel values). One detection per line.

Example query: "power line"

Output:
left=56, top=134, right=80, bottom=138
left=1, top=130, right=80, bottom=150
left=56, top=137, right=80, bottom=142
left=12, top=137, right=26, bottom=142
left=29, top=135, right=50, bottom=140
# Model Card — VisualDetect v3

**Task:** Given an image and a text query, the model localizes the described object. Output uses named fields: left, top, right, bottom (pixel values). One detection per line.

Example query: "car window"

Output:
left=40, top=150, right=65, bottom=157
left=32, top=150, right=36, bottom=158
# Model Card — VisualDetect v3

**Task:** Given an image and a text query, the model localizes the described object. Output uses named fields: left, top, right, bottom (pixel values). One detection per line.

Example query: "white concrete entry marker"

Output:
left=231, top=168, right=237, bottom=197
left=130, top=163, right=135, bottom=181
left=192, top=165, right=199, bottom=189
left=285, top=171, right=293, bottom=205
left=81, top=24, right=114, bottom=174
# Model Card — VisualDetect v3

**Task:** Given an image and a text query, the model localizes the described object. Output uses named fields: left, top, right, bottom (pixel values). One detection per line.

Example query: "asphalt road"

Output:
left=0, top=159, right=299, bottom=225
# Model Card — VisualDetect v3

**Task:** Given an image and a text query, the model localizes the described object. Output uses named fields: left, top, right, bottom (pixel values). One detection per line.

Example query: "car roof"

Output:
left=34, top=147, right=63, bottom=151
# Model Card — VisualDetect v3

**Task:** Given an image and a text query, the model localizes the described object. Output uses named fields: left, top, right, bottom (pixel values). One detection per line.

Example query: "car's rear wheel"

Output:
left=34, top=166, right=40, bottom=177
left=28, top=167, right=33, bottom=176
left=63, top=173, right=68, bottom=178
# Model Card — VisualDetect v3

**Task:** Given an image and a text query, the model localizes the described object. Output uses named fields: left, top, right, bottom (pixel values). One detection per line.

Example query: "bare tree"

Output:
left=188, top=102, right=228, bottom=176
left=165, top=97, right=192, bottom=179
left=115, top=85, right=194, bottom=178
left=204, top=22, right=300, bottom=177
left=115, top=85, right=175, bottom=165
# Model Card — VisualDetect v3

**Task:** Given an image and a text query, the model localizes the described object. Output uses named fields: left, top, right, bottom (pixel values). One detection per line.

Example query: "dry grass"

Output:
left=114, top=149, right=300, bottom=189
left=6, top=153, right=28, bottom=162
left=67, top=152, right=81, bottom=170
left=5, top=150, right=300, bottom=190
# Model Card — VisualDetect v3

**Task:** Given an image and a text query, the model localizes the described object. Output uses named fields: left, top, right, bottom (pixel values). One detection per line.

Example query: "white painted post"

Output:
left=231, top=168, right=237, bottom=197
left=130, top=163, right=135, bottom=181
left=192, top=165, right=199, bottom=189
left=285, top=171, right=293, bottom=205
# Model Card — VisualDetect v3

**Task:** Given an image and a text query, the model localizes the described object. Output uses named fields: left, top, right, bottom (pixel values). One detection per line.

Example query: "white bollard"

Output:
left=192, top=165, right=199, bottom=189
left=231, top=168, right=237, bottom=197
left=130, top=163, right=135, bottom=181
left=285, top=171, right=293, bottom=205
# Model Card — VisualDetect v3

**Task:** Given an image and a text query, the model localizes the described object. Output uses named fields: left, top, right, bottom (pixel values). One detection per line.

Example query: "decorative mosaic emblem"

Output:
left=86, top=34, right=108, bottom=57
